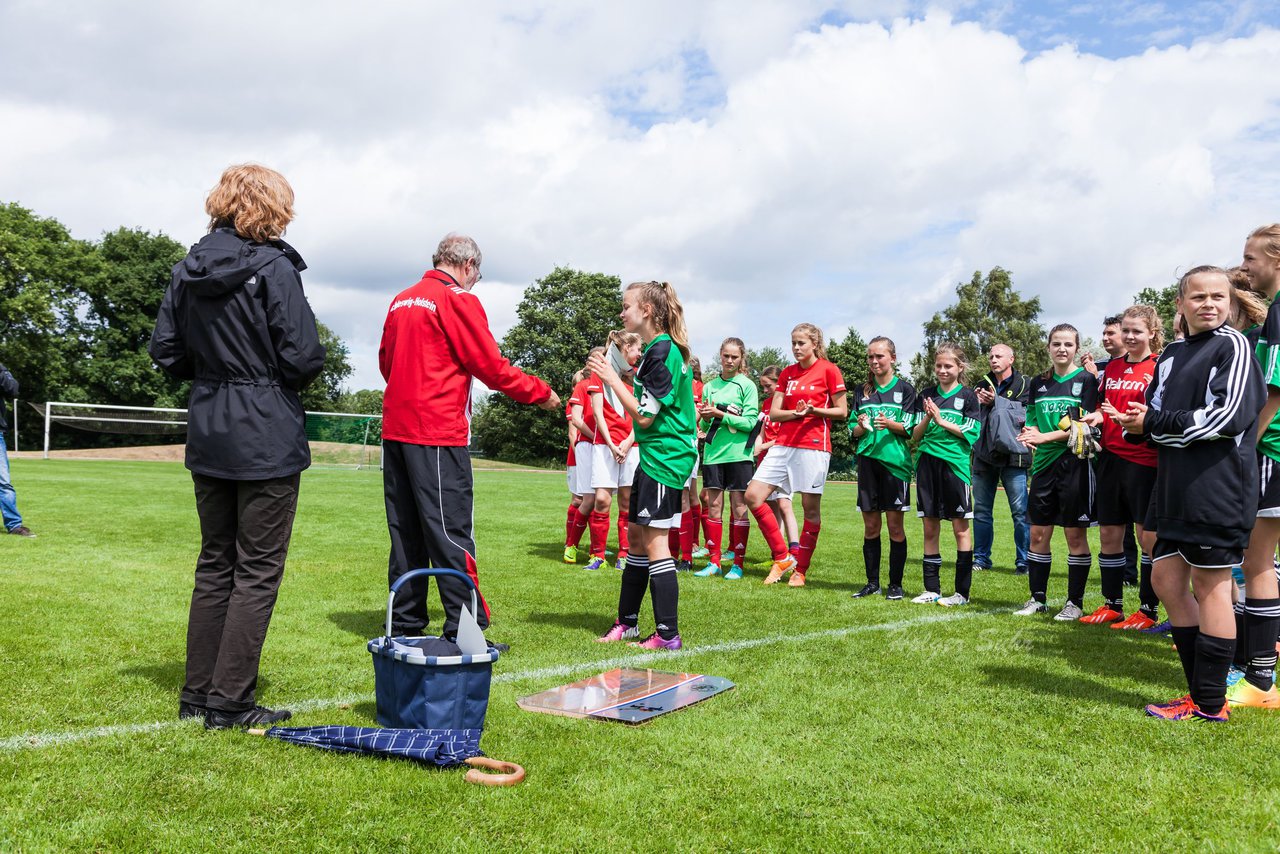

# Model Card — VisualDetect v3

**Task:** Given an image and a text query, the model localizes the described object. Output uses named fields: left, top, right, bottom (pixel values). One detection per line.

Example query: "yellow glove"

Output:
left=1067, top=419, right=1100, bottom=460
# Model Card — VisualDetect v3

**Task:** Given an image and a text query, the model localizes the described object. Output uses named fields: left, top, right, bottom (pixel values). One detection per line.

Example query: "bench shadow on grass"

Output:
left=120, top=660, right=273, bottom=696
left=330, top=609, right=385, bottom=639
left=979, top=627, right=1179, bottom=708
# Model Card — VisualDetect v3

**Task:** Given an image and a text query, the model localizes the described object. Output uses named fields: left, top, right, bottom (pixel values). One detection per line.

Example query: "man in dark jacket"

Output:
left=0, top=363, right=35, bottom=537
left=150, top=164, right=326, bottom=729
left=971, top=344, right=1031, bottom=574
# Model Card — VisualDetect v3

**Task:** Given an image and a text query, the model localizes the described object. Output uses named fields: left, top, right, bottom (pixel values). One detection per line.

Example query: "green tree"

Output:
left=826, top=326, right=868, bottom=474
left=471, top=267, right=621, bottom=463
left=1134, top=283, right=1179, bottom=344
left=299, top=321, right=354, bottom=410
left=0, top=203, right=100, bottom=442
left=910, top=267, right=1047, bottom=387
left=76, top=227, right=188, bottom=407
left=335, top=388, right=384, bottom=415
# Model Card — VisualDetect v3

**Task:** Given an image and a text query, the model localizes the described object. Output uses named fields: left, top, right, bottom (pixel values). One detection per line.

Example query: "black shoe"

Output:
left=884, top=584, right=905, bottom=600
left=974, top=563, right=991, bottom=572
left=1014, top=566, right=1029, bottom=576
left=851, top=582, right=881, bottom=599
left=676, top=560, right=693, bottom=573
left=205, top=706, right=292, bottom=730
left=8, top=525, right=35, bottom=538
left=179, top=701, right=208, bottom=721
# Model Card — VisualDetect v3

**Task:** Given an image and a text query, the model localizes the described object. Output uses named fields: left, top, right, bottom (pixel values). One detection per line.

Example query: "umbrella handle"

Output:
left=463, top=756, right=525, bottom=786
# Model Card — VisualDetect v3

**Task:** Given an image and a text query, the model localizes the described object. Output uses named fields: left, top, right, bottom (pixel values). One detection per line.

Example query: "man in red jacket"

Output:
left=380, top=233, right=560, bottom=644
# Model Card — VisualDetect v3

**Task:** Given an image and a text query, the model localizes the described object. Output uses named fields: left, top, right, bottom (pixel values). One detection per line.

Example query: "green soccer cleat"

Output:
left=724, top=565, right=744, bottom=580
left=694, top=563, right=721, bottom=577
left=562, top=545, right=578, bottom=564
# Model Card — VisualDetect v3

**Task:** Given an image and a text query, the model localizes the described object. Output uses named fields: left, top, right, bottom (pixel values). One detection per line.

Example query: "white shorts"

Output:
left=752, top=446, right=829, bottom=495
left=591, top=444, right=640, bottom=491
left=570, top=441, right=594, bottom=495
left=685, top=451, right=701, bottom=488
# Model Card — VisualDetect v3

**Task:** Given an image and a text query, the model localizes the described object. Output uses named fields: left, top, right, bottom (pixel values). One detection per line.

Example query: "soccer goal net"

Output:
left=33, top=402, right=383, bottom=469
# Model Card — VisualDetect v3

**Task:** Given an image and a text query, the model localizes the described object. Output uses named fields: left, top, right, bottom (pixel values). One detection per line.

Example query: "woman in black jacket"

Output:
left=150, top=164, right=326, bottom=729
left=1112, top=266, right=1264, bottom=722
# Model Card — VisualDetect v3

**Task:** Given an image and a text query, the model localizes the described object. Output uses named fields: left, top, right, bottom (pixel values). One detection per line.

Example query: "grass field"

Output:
left=2, top=459, right=1278, bottom=852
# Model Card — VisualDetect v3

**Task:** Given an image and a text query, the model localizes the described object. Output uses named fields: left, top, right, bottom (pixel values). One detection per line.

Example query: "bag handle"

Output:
left=385, top=568, right=479, bottom=639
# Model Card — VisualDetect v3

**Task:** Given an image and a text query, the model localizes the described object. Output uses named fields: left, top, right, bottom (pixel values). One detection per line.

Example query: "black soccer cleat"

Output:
left=178, top=702, right=207, bottom=722
left=205, top=705, right=293, bottom=730
left=851, top=582, right=881, bottom=599
left=884, top=584, right=905, bottom=600
left=675, top=560, right=694, bottom=573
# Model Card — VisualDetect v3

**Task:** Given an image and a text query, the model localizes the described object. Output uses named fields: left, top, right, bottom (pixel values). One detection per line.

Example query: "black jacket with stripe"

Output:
left=1133, top=324, right=1264, bottom=549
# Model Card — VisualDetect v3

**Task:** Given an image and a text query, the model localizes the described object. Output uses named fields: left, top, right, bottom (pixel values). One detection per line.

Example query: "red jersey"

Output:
left=693, top=378, right=704, bottom=406
left=1100, top=354, right=1158, bottom=467
left=380, top=270, right=552, bottom=445
left=565, top=376, right=593, bottom=463
left=775, top=359, right=847, bottom=453
left=756, top=396, right=780, bottom=466
left=587, top=374, right=633, bottom=446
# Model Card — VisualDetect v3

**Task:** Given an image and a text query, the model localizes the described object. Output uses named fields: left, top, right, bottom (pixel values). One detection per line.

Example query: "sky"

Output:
left=2, top=0, right=1279, bottom=393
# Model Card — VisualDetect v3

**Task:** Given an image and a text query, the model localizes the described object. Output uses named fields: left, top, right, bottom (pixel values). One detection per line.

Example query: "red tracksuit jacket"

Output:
left=380, top=269, right=552, bottom=445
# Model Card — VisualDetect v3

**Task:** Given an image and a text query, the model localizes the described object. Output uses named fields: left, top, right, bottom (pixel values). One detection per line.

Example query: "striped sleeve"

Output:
left=1148, top=328, right=1262, bottom=447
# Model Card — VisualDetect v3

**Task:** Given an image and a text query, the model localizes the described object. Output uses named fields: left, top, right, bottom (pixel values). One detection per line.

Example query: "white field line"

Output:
left=0, top=609, right=983, bottom=753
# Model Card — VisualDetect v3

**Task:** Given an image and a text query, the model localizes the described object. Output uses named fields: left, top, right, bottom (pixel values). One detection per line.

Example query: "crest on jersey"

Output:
left=953, top=397, right=964, bottom=410
left=893, top=391, right=903, bottom=404
left=1071, top=382, right=1083, bottom=396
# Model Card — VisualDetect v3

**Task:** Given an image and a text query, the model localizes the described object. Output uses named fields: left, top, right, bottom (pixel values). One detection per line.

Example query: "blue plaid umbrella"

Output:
left=257, top=725, right=482, bottom=767
left=250, top=725, right=524, bottom=784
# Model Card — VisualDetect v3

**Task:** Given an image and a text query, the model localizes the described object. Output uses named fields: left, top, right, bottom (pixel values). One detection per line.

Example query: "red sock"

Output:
left=797, top=522, right=821, bottom=574
left=679, top=507, right=696, bottom=560
left=730, top=519, right=750, bottom=567
left=668, top=525, right=680, bottom=556
left=616, top=511, right=629, bottom=557
left=588, top=510, right=611, bottom=557
left=567, top=508, right=589, bottom=547
left=705, top=515, right=723, bottom=564
left=565, top=504, right=578, bottom=544
left=697, top=503, right=711, bottom=547
left=750, top=503, right=788, bottom=561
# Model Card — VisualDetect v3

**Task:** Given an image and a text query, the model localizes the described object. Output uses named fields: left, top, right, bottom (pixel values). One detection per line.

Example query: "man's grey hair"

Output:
left=433, top=233, right=482, bottom=269
left=990, top=343, right=1015, bottom=358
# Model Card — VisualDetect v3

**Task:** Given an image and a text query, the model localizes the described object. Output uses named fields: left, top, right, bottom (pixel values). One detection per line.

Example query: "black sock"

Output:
left=1138, top=555, right=1159, bottom=618
left=1170, top=625, right=1200, bottom=691
left=1098, top=551, right=1126, bottom=611
left=617, top=555, right=649, bottom=627
left=1233, top=601, right=1249, bottom=669
left=888, top=538, right=908, bottom=587
left=648, top=558, right=679, bottom=639
left=1243, top=597, right=1280, bottom=691
left=955, top=550, right=973, bottom=599
left=922, top=554, right=942, bottom=594
left=863, top=536, right=882, bottom=585
left=1122, top=524, right=1138, bottom=584
left=1027, top=551, right=1052, bottom=604
left=1191, top=632, right=1236, bottom=714
left=1066, top=552, right=1091, bottom=607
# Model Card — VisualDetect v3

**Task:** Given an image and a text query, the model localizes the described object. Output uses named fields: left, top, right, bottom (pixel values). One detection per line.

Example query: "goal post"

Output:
left=36, top=402, right=383, bottom=469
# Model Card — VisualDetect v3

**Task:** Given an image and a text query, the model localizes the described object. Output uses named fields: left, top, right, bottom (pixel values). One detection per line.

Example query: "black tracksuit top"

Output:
left=149, top=229, right=326, bottom=480
left=1135, top=324, right=1265, bottom=549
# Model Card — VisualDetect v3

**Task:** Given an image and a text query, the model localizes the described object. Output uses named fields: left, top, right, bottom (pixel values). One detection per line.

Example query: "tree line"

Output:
left=0, top=203, right=377, bottom=447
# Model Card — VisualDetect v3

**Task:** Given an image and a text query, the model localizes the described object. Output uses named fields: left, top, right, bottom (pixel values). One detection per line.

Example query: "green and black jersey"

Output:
left=633, top=333, right=698, bottom=489
left=700, top=373, right=760, bottom=465
left=1255, top=293, right=1280, bottom=462
left=915, top=384, right=982, bottom=484
left=851, top=376, right=917, bottom=482
left=1026, top=367, right=1099, bottom=476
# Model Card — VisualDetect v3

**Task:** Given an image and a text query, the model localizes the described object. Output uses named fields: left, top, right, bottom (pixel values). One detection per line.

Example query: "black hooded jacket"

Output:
left=149, top=228, right=326, bottom=479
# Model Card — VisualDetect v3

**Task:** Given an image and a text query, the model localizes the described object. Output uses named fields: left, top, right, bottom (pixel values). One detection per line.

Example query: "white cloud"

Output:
left=1, top=3, right=1278, bottom=393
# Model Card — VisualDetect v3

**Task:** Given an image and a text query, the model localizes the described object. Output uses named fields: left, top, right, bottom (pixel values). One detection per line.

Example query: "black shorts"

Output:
left=701, top=460, right=753, bottom=492
left=1152, top=538, right=1241, bottom=570
left=1094, top=452, right=1156, bottom=527
left=1259, top=451, right=1280, bottom=517
left=915, top=454, right=971, bottom=520
left=1028, top=452, right=1094, bottom=528
left=857, top=456, right=911, bottom=513
left=629, top=466, right=684, bottom=529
